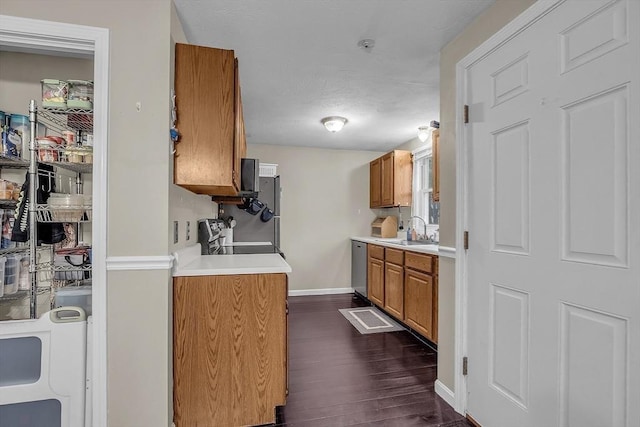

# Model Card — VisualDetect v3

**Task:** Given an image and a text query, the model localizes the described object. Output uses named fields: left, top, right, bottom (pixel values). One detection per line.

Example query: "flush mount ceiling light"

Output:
left=417, top=126, right=430, bottom=142
left=321, top=116, right=348, bottom=133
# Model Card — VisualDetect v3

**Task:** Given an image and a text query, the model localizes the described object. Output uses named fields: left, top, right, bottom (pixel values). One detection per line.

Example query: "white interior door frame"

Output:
left=453, top=0, right=565, bottom=415
left=0, top=15, right=109, bottom=427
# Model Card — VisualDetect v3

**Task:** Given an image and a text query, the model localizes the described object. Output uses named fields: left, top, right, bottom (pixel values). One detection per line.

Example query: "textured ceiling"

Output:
left=174, top=0, right=495, bottom=152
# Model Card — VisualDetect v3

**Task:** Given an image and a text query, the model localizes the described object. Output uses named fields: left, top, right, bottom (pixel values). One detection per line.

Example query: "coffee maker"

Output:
left=197, top=218, right=225, bottom=255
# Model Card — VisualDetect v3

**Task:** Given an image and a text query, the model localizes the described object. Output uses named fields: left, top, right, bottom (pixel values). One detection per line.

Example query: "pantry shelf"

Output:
left=0, top=246, right=29, bottom=256
left=35, top=205, right=92, bottom=223
left=41, top=107, right=93, bottom=133
left=0, top=154, right=29, bottom=169
left=0, top=199, right=18, bottom=210
left=38, top=160, right=93, bottom=174
left=37, top=260, right=92, bottom=283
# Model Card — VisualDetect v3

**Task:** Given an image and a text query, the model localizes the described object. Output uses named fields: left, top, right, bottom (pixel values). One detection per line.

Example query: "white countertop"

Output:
left=172, top=244, right=292, bottom=277
left=351, top=236, right=440, bottom=256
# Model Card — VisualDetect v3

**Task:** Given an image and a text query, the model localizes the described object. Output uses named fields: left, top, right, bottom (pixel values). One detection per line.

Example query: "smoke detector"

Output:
left=357, top=39, right=375, bottom=52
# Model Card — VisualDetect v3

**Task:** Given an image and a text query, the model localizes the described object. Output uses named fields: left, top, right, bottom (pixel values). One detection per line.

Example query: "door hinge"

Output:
left=463, top=231, right=469, bottom=250
left=463, top=105, right=469, bottom=124
left=463, top=356, right=468, bottom=376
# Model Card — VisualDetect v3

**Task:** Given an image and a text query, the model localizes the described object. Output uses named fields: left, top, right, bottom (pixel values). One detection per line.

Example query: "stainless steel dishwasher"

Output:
left=351, top=240, right=368, bottom=299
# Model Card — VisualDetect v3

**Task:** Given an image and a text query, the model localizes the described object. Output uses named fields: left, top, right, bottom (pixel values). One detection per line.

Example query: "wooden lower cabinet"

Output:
left=173, top=273, right=287, bottom=426
left=404, top=268, right=435, bottom=341
left=384, top=262, right=404, bottom=319
left=368, top=256, right=385, bottom=307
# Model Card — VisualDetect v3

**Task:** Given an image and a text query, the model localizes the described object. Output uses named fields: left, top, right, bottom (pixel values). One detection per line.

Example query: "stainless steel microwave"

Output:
left=240, top=158, right=260, bottom=195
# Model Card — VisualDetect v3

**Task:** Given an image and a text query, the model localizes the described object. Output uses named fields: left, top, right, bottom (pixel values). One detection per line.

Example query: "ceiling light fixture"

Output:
left=321, top=116, right=348, bottom=133
left=417, top=126, right=430, bottom=142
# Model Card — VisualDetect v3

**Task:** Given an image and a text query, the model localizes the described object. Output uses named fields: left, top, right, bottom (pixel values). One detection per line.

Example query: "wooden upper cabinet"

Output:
left=432, top=129, right=440, bottom=202
left=370, top=150, right=412, bottom=208
left=370, top=158, right=382, bottom=208
left=174, top=43, right=247, bottom=196
left=380, top=152, right=394, bottom=206
left=234, top=58, right=247, bottom=189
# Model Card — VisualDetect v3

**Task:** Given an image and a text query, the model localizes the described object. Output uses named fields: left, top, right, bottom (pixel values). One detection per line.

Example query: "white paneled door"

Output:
left=465, top=0, right=639, bottom=426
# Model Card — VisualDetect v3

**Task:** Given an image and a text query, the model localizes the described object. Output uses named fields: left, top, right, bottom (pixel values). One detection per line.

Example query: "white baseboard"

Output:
left=288, top=287, right=353, bottom=296
left=435, top=379, right=456, bottom=409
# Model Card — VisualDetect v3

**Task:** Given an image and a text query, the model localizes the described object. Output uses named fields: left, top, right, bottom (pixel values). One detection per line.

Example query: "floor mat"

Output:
left=338, top=307, right=404, bottom=334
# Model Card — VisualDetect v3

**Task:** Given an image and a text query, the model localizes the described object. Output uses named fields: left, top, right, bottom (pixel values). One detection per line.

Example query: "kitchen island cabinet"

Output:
left=173, top=273, right=287, bottom=426
left=174, top=43, right=246, bottom=196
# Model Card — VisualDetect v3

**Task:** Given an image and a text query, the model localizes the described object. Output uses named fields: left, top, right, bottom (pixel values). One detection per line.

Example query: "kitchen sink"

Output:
left=375, top=238, right=437, bottom=246
left=400, top=240, right=438, bottom=246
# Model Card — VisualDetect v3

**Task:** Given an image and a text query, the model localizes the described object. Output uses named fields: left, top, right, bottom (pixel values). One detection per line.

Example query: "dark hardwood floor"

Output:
left=275, top=294, right=471, bottom=427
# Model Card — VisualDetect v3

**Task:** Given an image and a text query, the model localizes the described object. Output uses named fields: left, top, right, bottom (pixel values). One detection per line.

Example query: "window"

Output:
left=412, top=144, right=439, bottom=225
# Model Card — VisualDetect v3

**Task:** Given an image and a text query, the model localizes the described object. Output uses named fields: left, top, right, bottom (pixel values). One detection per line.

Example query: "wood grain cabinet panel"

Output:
left=173, top=273, right=287, bottom=426
left=404, top=268, right=434, bottom=341
left=385, top=248, right=404, bottom=265
left=384, top=262, right=404, bottom=319
left=380, top=152, right=395, bottom=206
left=405, top=251, right=434, bottom=275
left=174, top=43, right=247, bottom=196
left=368, top=244, right=385, bottom=261
left=369, top=150, right=413, bottom=208
left=370, top=158, right=382, bottom=208
left=368, top=256, right=385, bottom=307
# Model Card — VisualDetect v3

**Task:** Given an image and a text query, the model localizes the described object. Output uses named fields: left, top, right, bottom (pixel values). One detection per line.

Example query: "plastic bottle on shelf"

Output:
left=9, top=114, right=30, bottom=159
left=406, top=227, right=412, bottom=241
left=3, top=254, right=19, bottom=295
left=18, top=255, right=29, bottom=291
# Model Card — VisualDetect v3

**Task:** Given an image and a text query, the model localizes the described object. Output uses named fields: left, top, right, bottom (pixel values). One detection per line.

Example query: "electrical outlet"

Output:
left=186, top=221, right=191, bottom=240
left=174, top=221, right=179, bottom=244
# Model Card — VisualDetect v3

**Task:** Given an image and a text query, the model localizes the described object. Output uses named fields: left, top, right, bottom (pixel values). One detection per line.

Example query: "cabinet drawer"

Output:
left=368, top=244, right=384, bottom=260
left=385, top=247, right=404, bottom=265
left=404, top=251, right=434, bottom=274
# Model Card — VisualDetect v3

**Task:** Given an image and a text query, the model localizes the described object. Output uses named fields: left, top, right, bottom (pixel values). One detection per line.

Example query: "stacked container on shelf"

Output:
left=0, top=253, right=24, bottom=297
left=3, top=254, right=20, bottom=295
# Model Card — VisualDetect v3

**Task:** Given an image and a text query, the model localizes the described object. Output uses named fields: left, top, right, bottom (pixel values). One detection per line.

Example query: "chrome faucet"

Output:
left=409, top=216, right=427, bottom=240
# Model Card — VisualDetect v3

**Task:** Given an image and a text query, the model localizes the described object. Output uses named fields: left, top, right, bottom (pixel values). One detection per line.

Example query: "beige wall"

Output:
left=0, top=0, right=179, bottom=424
left=436, top=0, right=537, bottom=391
left=247, top=144, right=383, bottom=291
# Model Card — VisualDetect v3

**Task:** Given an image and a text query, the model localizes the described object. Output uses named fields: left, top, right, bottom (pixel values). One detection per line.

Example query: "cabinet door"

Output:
left=380, top=152, right=394, bottom=206
left=174, top=43, right=238, bottom=196
left=403, top=268, right=434, bottom=341
left=173, top=274, right=287, bottom=426
left=432, top=129, right=440, bottom=202
left=370, top=158, right=382, bottom=208
left=233, top=59, right=246, bottom=189
left=384, top=262, right=404, bottom=319
left=367, top=256, right=384, bottom=307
